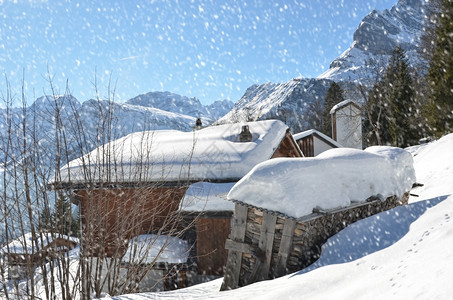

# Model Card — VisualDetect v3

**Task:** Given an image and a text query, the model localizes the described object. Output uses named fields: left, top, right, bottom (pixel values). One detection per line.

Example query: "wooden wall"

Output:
left=272, top=131, right=303, bottom=158
left=77, top=186, right=187, bottom=257
left=296, top=136, right=314, bottom=157
left=222, top=193, right=410, bottom=290
left=195, top=217, right=231, bottom=276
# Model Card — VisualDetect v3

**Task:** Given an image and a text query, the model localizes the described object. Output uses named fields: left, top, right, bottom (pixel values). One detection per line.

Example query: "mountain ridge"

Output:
left=218, top=0, right=428, bottom=133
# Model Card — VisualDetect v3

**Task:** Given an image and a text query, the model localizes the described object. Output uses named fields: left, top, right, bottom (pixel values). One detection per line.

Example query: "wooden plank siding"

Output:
left=77, top=187, right=187, bottom=257
left=220, top=204, right=248, bottom=291
left=195, top=217, right=231, bottom=276
left=272, top=130, right=304, bottom=158
left=296, top=136, right=314, bottom=157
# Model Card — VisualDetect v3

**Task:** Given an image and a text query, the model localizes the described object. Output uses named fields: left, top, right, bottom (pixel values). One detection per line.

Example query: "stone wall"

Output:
left=222, top=192, right=409, bottom=290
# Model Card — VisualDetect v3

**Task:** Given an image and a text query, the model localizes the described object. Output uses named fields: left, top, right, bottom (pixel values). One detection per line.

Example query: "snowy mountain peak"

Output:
left=216, top=77, right=332, bottom=133
left=30, top=94, right=82, bottom=111
left=217, top=0, right=428, bottom=134
left=319, top=0, right=427, bottom=83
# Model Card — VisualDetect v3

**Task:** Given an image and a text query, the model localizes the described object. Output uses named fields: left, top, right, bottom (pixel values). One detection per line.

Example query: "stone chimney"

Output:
left=239, top=125, right=252, bottom=142
left=194, top=118, right=203, bottom=131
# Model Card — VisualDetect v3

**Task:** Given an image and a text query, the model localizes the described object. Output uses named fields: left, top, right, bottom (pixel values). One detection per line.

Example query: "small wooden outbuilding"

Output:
left=1, top=233, right=78, bottom=280
left=221, top=194, right=409, bottom=290
left=220, top=146, right=415, bottom=290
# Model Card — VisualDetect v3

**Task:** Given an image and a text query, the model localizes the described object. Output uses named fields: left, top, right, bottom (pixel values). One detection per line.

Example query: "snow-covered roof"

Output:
left=55, top=120, right=289, bottom=185
left=293, top=129, right=342, bottom=148
left=180, top=182, right=235, bottom=212
left=330, top=99, right=361, bottom=114
left=122, top=234, right=190, bottom=264
left=228, top=146, right=415, bottom=218
left=1, top=232, right=79, bottom=255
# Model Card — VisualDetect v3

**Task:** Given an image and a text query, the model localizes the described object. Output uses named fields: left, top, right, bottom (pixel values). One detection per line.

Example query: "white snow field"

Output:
left=107, top=133, right=453, bottom=300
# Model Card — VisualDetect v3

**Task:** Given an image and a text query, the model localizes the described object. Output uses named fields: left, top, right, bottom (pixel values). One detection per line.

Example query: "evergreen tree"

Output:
left=39, top=192, right=79, bottom=237
left=425, top=0, right=453, bottom=137
left=322, top=82, right=345, bottom=137
left=53, top=192, right=79, bottom=237
left=364, top=81, right=392, bottom=146
left=365, top=46, right=418, bottom=147
left=38, top=205, right=53, bottom=232
left=387, top=47, right=418, bottom=147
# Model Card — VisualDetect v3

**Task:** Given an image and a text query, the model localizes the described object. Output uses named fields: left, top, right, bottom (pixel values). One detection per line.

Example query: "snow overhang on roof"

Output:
left=53, top=119, right=289, bottom=187
left=180, top=181, right=236, bottom=212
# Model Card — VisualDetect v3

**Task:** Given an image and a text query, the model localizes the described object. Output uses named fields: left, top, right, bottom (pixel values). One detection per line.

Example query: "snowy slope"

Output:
left=108, top=133, right=453, bottom=300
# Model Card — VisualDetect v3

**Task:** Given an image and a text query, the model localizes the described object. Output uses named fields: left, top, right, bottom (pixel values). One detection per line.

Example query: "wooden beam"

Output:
left=275, top=218, right=296, bottom=277
left=249, top=212, right=277, bottom=284
left=220, top=204, right=248, bottom=291
left=225, top=239, right=251, bottom=254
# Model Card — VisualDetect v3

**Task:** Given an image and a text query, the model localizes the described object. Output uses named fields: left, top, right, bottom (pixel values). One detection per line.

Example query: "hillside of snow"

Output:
left=108, top=133, right=453, bottom=300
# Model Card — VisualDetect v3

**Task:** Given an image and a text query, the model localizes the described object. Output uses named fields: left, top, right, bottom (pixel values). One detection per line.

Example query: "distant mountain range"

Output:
left=217, top=0, right=428, bottom=133
left=0, top=93, right=234, bottom=168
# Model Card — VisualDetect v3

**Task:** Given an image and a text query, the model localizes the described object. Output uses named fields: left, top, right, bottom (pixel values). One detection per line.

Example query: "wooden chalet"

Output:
left=293, top=129, right=342, bottom=157
left=50, top=119, right=303, bottom=284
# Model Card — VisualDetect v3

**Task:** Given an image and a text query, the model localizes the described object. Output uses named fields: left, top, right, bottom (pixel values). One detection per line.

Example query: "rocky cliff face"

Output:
left=216, top=78, right=332, bottom=133
left=218, top=0, right=428, bottom=134
left=318, top=0, right=427, bottom=83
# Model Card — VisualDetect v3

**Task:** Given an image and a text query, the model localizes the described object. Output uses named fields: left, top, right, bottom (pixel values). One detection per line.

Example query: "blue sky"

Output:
left=0, top=0, right=397, bottom=105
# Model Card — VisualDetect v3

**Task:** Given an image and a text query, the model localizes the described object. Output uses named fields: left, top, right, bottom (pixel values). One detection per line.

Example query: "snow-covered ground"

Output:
left=107, top=133, right=453, bottom=300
